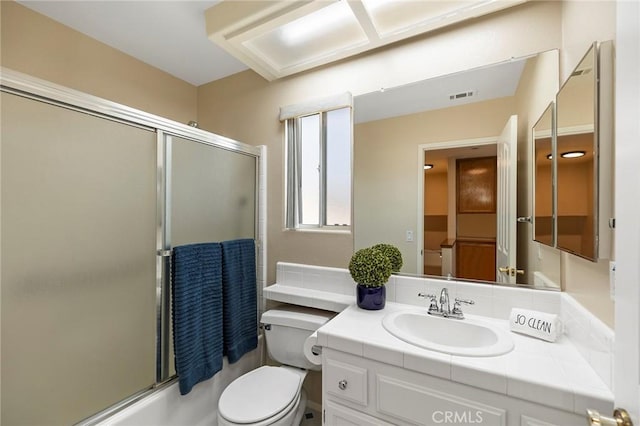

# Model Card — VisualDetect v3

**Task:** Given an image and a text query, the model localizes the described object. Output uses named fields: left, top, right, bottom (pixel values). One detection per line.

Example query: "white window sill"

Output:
left=284, top=228, right=351, bottom=235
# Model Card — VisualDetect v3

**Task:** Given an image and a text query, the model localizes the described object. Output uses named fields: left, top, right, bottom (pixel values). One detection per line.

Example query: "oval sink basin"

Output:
left=382, top=309, right=514, bottom=357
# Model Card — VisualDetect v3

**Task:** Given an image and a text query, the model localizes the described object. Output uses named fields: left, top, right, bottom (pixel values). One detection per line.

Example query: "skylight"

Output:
left=205, top=0, right=527, bottom=81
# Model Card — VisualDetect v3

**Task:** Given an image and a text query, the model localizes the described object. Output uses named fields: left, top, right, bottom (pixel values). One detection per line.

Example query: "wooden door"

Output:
left=456, top=240, right=496, bottom=281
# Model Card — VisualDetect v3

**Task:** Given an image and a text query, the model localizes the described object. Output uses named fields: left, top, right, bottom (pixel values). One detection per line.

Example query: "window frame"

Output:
left=285, top=106, right=353, bottom=231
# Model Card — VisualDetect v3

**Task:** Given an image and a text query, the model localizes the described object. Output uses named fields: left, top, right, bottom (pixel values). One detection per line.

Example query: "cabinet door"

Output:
left=456, top=240, right=496, bottom=281
left=457, top=157, right=497, bottom=213
left=324, top=401, right=394, bottom=426
left=520, top=414, right=562, bottom=426
left=325, top=357, right=368, bottom=406
left=376, top=374, right=506, bottom=426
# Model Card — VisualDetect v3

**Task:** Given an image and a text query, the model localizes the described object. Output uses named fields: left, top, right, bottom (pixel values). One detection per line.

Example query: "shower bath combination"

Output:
left=0, top=69, right=264, bottom=426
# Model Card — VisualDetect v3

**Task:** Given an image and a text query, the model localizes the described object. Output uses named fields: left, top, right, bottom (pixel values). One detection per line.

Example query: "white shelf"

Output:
left=264, top=283, right=353, bottom=313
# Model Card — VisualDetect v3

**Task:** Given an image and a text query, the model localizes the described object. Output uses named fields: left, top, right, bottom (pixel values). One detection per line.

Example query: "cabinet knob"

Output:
left=338, top=379, right=348, bottom=390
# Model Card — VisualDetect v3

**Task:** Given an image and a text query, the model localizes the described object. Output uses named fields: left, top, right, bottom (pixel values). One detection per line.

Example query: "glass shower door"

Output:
left=164, top=135, right=258, bottom=377
left=170, top=135, right=257, bottom=245
left=1, top=92, right=157, bottom=425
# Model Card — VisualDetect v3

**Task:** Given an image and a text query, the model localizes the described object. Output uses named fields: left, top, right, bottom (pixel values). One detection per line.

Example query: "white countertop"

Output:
left=315, top=301, right=613, bottom=416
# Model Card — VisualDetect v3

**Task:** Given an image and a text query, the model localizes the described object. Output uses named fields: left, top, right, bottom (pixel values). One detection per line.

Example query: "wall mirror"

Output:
left=533, top=102, right=555, bottom=247
left=353, top=49, right=562, bottom=290
left=554, top=41, right=613, bottom=261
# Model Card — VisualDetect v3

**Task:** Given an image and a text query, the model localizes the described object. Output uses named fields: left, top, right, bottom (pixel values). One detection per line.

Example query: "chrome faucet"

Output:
left=439, top=288, right=450, bottom=316
left=418, top=288, right=475, bottom=320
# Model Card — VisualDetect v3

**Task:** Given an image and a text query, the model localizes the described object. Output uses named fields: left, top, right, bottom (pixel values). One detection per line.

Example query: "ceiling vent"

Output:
left=449, top=90, right=476, bottom=101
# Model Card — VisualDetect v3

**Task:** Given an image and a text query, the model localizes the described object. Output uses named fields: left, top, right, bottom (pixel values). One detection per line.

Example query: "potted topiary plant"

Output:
left=349, top=246, right=394, bottom=310
left=371, top=243, right=403, bottom=272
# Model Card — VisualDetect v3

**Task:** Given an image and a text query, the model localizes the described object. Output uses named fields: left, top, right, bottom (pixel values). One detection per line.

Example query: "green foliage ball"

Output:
left=349, top=247, right=392, bottom=287
left=371, top=243, right=403, bottom=272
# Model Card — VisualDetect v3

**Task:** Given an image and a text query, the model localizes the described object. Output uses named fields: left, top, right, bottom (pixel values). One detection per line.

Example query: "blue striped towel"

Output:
left=221, top=239, right=258, bottom=364
left=171, top=243, right=223, bottom=395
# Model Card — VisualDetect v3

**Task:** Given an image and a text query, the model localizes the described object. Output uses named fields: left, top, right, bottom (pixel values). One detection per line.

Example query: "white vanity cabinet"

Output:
left=322, top=349, right=585, bottom=426
left=324, top=400, right=395, bottom=426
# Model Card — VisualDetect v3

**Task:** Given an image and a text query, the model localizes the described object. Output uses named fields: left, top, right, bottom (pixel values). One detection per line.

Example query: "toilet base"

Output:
left=290, top=388, right=308, bottom=426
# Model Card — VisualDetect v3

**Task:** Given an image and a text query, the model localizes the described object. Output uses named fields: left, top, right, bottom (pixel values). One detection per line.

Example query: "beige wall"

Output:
left=0, top=1, right=197, bottom=124
left=457, top=214, right=497, bottom=239
left=560, top=1, right=616, bottom=82
left=424, top=171, right=448, bottom=265
left=197, top=1, right=563, bottom=284
left=424, top=171, right=448, bottom=216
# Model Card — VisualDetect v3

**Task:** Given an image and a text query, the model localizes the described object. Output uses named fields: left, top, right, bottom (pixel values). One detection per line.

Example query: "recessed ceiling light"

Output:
left=546, top=153, right=552, bottom=160
left=561, top=151, right=586, bottom=158
left=424, top=164, right=434, bottom=170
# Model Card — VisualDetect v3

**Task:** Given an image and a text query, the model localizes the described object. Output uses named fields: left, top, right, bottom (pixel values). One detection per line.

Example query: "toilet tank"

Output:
left=261, top=306, right=335, bottom=371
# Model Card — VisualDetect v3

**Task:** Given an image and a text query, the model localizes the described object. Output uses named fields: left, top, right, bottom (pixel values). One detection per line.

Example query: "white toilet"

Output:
left=217, top=306, right=334, bottom=426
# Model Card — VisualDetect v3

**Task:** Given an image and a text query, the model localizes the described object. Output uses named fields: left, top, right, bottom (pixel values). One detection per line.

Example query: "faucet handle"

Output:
left=418, top=293, right=439, bottom=313
left=451, top=298, right=474, bottom=318
left=418, top=292, right=437, bottom=299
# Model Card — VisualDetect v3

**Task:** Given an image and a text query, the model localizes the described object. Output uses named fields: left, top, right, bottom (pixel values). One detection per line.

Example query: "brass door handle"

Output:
left=499, top=267, right=525, bottom=277
left=588, top=408, right=633, bottom=426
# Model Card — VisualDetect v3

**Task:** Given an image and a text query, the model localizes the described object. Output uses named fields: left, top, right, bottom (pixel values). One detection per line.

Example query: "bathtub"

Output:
left=96, top=339, right=262, bottom=426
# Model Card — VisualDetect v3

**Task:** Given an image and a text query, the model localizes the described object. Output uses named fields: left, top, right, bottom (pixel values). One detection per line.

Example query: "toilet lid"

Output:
left=218, top=366, right=302, bottom=424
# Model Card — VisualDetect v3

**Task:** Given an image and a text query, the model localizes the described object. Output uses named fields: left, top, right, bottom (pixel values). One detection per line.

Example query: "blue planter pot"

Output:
left=356, top=284, right=386, bottom=310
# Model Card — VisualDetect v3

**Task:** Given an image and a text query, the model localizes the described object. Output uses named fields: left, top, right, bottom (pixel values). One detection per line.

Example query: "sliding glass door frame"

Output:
left=1, top=67, right=263, bottom=425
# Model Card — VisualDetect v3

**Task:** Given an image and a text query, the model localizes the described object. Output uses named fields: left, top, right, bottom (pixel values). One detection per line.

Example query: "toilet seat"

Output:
left=218, top=366, right=303, bottom=424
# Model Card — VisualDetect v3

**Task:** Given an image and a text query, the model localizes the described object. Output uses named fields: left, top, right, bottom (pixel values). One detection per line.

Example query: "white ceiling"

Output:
left=17, top=0, right=249, bottom=86
left=17, top=0, right=528, bottom=122
left=204, top=0, right=525, bottom=81
left=424, top=144, right=498, bottom=172
left=354, top=57, right=527, bottom=123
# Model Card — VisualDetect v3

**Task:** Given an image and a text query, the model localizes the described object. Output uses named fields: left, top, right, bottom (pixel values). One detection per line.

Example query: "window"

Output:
left=285, top=106, right=352, bottom=229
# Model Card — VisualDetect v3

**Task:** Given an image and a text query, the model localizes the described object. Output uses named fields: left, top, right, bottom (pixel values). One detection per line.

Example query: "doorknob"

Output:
left=499, top=267, right=525, bottom=277
left=587, top=408, right=633, bottom=426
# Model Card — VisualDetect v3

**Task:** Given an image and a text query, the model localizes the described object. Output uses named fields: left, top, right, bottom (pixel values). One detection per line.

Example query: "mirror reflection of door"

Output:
left=456, top=156, right=497, bottom=282
left=423, top=116, right=517, bottom=283
left=423, top=145, right=497, bottom=281
left=495, top=115, right=518, bottom=285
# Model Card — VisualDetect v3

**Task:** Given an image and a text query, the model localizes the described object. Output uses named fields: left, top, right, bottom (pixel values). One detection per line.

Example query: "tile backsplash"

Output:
left=560, top=293, right=614, bottom=389
left=271, top=262, right=614, bottom=389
